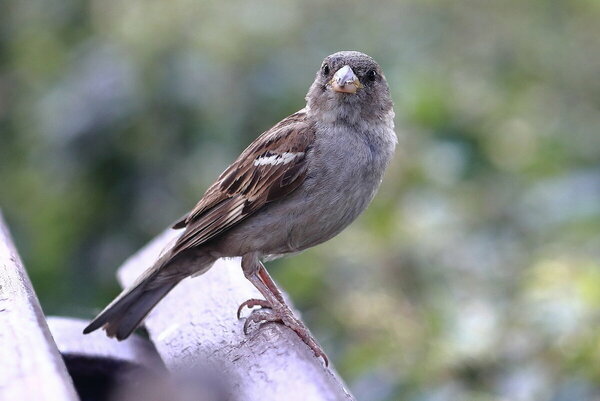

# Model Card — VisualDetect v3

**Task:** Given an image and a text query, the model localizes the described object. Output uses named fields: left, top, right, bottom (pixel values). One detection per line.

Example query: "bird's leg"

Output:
left=239, top=255, right=329, bottom=366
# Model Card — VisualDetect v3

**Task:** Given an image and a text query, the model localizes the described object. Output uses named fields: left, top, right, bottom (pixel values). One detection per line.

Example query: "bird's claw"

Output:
left=238, top=299, right=329, bottom=366
left=237, top=298, right=272, bottom=319
left=242, top=308, right=281, bottom=335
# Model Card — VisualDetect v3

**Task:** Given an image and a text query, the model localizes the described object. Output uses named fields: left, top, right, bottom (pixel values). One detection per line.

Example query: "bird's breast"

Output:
left=284, top=123, right=395, bottom=251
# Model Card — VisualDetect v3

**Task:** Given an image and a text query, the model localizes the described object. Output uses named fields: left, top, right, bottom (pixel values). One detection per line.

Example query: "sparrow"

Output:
left=84, top=51, right=397, bottom=365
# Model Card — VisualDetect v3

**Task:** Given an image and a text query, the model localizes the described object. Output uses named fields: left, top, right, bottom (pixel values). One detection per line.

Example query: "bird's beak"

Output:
left=330, top=65, right=363, bottom=94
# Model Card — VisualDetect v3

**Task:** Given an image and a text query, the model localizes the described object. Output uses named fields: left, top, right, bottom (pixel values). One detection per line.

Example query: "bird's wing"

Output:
left=171, top=109, right=315, bottom=254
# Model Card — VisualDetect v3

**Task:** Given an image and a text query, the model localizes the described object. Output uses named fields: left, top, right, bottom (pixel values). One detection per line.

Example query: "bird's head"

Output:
left=306, top=51, right=393, bottom=125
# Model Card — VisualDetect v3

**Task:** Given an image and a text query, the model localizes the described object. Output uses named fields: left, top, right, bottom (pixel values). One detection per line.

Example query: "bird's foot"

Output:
left=238, top=299, right=329, bottom=366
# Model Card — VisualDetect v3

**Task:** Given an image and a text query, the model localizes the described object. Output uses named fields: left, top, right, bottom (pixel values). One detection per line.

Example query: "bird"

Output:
left=83, top=50, right=397, bottom=365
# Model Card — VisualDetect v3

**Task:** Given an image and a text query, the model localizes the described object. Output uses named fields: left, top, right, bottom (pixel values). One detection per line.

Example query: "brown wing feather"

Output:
left=171, top=109, right=315, bottom=254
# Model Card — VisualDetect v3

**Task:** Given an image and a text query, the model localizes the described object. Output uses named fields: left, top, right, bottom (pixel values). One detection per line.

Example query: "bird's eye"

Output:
left=322, top=64, right=330, bottom=76
left=366, top=70, right=377, bottom=81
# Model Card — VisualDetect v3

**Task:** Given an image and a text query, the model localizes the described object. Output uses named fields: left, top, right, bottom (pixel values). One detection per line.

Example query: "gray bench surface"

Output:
left=118, top=229, right=355, bottom=401
left=0, top=213, right=79, bottom=401
left=47, top=316, right=162, bottom=369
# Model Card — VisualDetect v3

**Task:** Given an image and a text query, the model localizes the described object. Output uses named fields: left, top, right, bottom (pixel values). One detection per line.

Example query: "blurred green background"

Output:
left=2, top=0, right=600, bottom=400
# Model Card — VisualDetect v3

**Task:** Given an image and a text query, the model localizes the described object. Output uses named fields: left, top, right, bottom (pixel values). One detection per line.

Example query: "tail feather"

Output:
left=111, top=283, right=178, bottom=339
left=83, top=251, right=183, bottom=339
left=83, top=279, right=180, bottom=340
left=85, top=248, right=216, bottom=339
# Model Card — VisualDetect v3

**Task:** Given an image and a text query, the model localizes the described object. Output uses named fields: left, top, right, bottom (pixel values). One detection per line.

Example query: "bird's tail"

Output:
left=84, top=250, right=213, bottom=340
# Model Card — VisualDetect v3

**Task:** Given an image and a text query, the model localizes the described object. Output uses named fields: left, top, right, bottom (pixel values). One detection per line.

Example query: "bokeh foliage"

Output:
left=1, top=0, right=600, bottom=400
